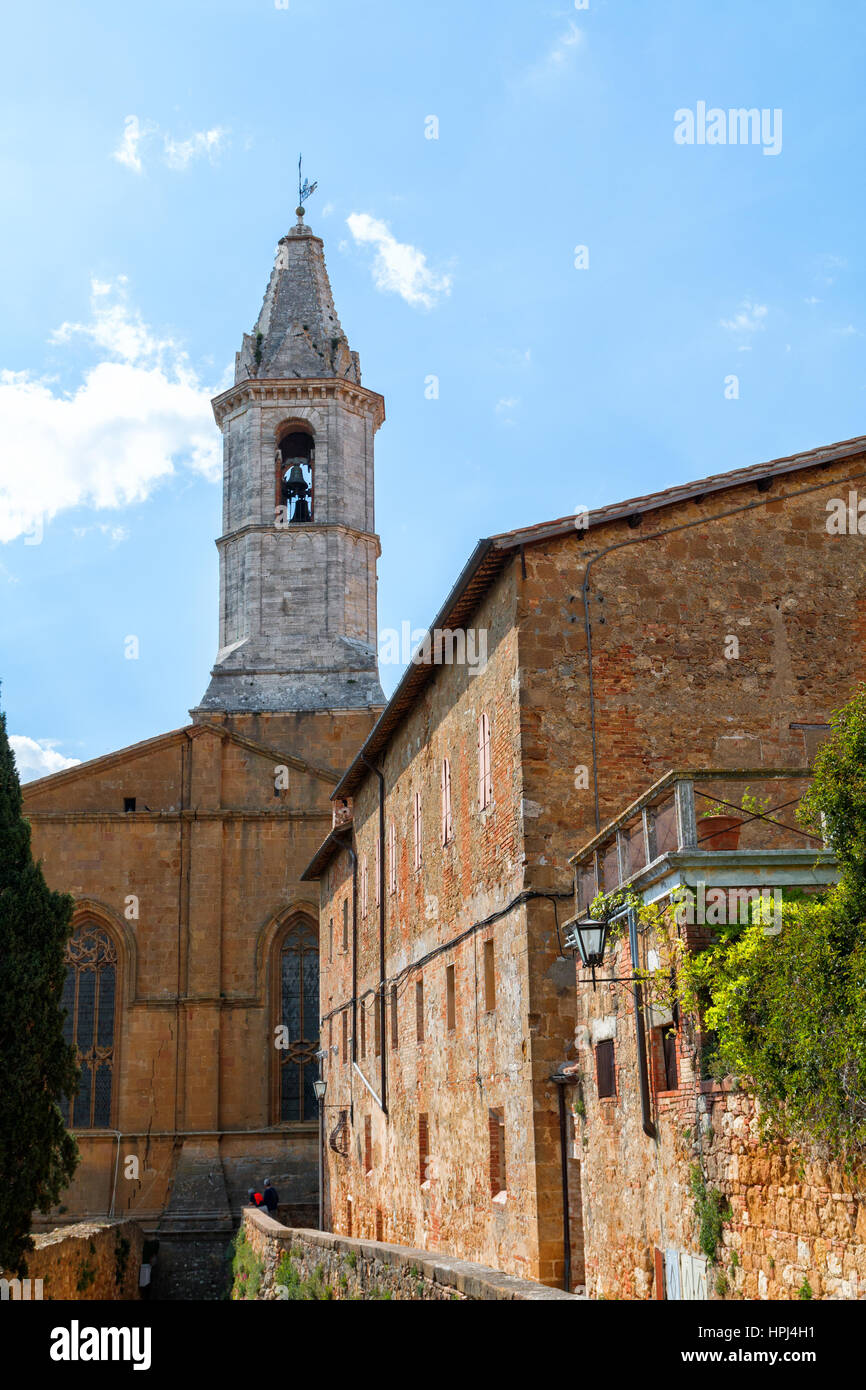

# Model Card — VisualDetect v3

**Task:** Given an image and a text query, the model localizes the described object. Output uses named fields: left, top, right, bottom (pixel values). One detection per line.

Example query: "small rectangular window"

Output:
left=483, top=939, right=496, bottom=1012
left=415, top=978, right=424, bottom=1043
left=441, top=758, right=452, bottom=845
left=375, top=837, right=381, bottom=907
left=374, top=998, right=381, bottom=1057
left=375, top=1208, right=383, bottom=1243
left=341, top=1010, right=348, bottom=1065
left=596, top=1038, right=616, bottom=1099
left=342, top=898, right=348, bottom=952
left=654, top=1024, right=679, bottom=1092
left=488, top=1108, right=507, bottom=1196
left=360, top=1003, right=367, bottom=1058
left=418, top=1113, right=429, bottom=1185
left=346, top=1199, right=353, bottom=1237
left=388, top=820, right=397, bottom=894
left=364, top=1115, right=372, bottom=1173
left=478, top=712, right=492, bottom=810
left=361, top=855, right=368, bottom=917
left=123, top=797, right=136, bottom=813
left=413, top=790, right=422, bottom=871
left=390, top=984, right=399, bottom=1049
left=446, top=964, right=456, bottom=1031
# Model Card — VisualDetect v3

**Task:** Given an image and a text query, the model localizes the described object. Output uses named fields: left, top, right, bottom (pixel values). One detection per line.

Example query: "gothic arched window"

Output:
left=277, top=429, right=314, bottom=524
left=278, top=918, right=320, bottom=1122
left=60, top=922, right=117, bottom=1129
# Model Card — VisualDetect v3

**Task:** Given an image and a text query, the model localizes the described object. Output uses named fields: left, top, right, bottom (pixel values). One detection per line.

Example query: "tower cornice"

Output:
left=211, top=376, right=385, bottom=430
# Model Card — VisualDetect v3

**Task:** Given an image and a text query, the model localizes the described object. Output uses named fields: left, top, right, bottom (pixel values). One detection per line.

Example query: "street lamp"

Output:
left=313, top=1077, right=327, bottom=1231
left=563, top=916, right=608, bottom=985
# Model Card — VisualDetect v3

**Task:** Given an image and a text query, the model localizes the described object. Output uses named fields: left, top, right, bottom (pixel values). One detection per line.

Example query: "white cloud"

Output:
left=112, top=116, right=228, bottom=173
left=346, top=213, right=452, bottom=310
left=163, top=127, right=226, bottom=171
left=113, top=115, right=149, bottom=174
left=0, top=278, right=223, bottom=544
left=720, top=299, right=768, bottom=333
left=9, top=736, right=81, bottom=782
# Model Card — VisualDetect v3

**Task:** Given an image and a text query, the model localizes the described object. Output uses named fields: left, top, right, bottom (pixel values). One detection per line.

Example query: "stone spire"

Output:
left=234, top=208, right=361, bottom=386
left=192, top=210, right=386, bottom=717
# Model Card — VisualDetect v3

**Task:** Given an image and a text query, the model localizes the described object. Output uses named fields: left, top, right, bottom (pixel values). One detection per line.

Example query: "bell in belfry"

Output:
left=284, top=459, right=311, bottom=522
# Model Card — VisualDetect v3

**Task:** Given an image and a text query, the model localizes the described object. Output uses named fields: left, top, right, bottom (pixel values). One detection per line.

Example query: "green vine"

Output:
left=690, top=1164, right=731, bottom=1262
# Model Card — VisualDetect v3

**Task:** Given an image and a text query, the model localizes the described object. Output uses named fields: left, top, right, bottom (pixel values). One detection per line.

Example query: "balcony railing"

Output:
left=568, top=768, right=828, bottom=915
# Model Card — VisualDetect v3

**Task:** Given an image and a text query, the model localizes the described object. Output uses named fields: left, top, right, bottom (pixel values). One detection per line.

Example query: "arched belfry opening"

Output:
left=277, top=427, right=314, bottom=524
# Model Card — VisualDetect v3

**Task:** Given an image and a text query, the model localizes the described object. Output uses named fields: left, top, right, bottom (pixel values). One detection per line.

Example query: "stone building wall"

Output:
left=574, top=933, right=866, bottom=1299
left=236, top=1206, right=579, bottom=1300
left=23, top=708, right=376, bottom=1233
left=2, top=1220, right=142, bottom=1300
left=318, top=573, right=547, bottom=1273
left=314, top=445, right=866, bottom=1293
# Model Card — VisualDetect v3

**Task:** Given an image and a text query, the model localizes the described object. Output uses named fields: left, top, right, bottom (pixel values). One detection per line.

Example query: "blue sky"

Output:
left=1, top=0, right=865, bottom=777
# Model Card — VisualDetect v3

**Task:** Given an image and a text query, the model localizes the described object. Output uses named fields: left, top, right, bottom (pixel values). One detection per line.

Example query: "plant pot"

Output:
left=698, top=815, right=742, bottom=850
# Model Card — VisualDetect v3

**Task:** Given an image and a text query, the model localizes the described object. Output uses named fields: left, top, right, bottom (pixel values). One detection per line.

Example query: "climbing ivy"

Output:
left=677, top=684, right=866, bottom=1164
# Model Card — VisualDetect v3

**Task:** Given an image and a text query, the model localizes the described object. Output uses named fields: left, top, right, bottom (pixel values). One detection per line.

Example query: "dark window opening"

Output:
left=278, top=918, right=319, bottom=1122
left=123, top=797, right=136, bottom=813
left=61, top=922, right=117, bottom=1129
left=653, top=1024, right=679, bottom=1092
left=595, top=1038, right=616, bottom=1099
left=489, top=1108, right=507, bottom=1196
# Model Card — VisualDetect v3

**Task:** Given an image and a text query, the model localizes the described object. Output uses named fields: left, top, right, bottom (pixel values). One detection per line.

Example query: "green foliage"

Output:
left=0, top=702, right=79, bottom=1274
left=690, top=1165, right=731, bottom=1261
left=230, top=1229, right=265, bottom=1300
left=677, top=687, right=866, bottom=1163
left=797, top=1277, right=813, bottom=1301
left=76, top=1259, right=95, bottom=1293
left=715, top=1271, right=728, bottom=1297
left=345, top=1249, right=357, bottom=1269
left=799, top=685, right=866, bottom=920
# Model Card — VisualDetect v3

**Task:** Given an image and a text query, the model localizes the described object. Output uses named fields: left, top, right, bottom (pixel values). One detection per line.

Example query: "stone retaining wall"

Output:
left=1, top=1219, right=142, bottom=1300
left=237, top=1207, right=581, bottom=1300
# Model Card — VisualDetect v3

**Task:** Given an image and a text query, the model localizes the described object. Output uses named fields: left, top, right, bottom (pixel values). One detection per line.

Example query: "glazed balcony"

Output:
left=566, top=768, right=837, bottom=925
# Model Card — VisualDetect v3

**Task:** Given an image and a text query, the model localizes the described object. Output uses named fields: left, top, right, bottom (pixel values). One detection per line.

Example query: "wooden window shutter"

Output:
left=596, top=1038, right=616, bottom=1098
left=441, top=758, right=452, bottom=844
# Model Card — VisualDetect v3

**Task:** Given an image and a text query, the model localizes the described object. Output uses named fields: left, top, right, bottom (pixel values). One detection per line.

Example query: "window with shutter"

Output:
left=596, top=1038, right=616, bottom=1099
left=478, top=712, right=492, bottom=809
left=441, top=758, right=452, bottom=845
left=388, top=820, right=397, bottom=893
left=413, top=790, right=422, bottom=870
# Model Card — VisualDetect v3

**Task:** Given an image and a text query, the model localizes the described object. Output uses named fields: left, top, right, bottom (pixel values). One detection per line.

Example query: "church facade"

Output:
left=23, top=207, right=384, bottom=1292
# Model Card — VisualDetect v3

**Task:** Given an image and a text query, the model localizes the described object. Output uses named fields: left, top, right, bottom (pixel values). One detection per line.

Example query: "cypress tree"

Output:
left=0, top=699, right=79, bottom=1273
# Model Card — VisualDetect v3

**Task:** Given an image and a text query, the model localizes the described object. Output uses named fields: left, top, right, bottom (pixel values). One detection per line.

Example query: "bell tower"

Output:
left=194, top=203, right=386, bottom=714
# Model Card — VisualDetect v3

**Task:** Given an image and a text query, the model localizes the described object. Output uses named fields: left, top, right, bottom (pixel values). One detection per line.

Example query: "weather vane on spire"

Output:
left=297, top=154, right=318, bottom=216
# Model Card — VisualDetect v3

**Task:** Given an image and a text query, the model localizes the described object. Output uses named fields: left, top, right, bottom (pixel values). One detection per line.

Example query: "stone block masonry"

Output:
left=1, top=1220, right=142, bottom=1300
left=238, top=1207, right=581, bottom=1300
